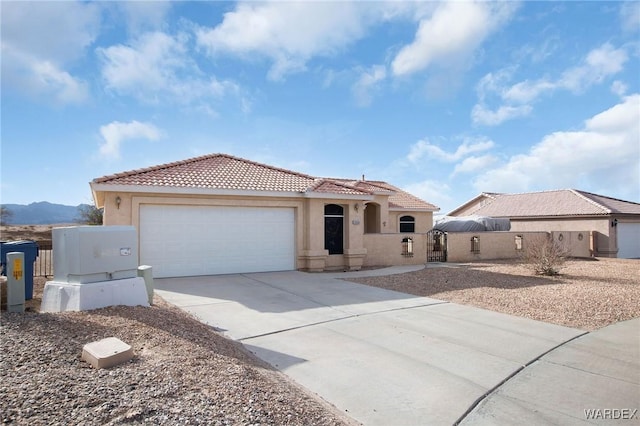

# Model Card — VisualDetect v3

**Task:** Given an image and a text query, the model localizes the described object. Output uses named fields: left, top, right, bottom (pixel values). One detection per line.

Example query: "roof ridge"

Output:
left=93, top=153, right=316, bottom=183
left=225, top=154, right=316, bottom=180
left=93, top=153, right=225, bottom=183
left=498, top=188, right=569, bottom=197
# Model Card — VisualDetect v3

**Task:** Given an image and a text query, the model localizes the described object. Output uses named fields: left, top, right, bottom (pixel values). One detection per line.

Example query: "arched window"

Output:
left=402, top=237, right=414, bottom=257
left=399, top=215, right=415, bottom=233
left=515, top=235, right=523, bottom=251
left=324, top=204, right=344, bottom=255
left=471, top=236, right=480, bottom=253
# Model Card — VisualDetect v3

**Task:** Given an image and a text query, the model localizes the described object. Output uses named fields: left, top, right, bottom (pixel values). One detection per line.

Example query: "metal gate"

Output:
left=426, top=229, right=447, bottom=262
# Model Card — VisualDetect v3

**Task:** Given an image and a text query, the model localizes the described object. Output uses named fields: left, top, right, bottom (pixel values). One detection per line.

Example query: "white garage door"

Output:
left=140, top=205, right=295, bottom=278
left=617, top=222, right=640, bottom=259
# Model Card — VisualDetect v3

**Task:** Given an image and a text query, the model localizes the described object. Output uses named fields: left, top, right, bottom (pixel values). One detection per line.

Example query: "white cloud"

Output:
left=473, top=43, right=629, bottom=126
left=558, top=43, right=628, bottom=93
left=408, top=137, right=495, bottom=163
left=196, top=2, right=373, bottom=81
left=452, top=155, right=499, bottom=176
left=620, top=1, right=640, bottom=33
left=471, top=104, right=532, bottom=127
left=98, top=31, right=241, bottom=108
left=1, top=1, right=101, bottom=64
left=99, top=121, right=163, bottom=159
left=2, top=48, right=89, bottom=105
left=611, top=80, right=628, bottom=96
left=391, top=1, right=517, bottom=76
left=402, top=180, right=450, bottom=211
left=352, top=65, right=387, bottom=107
left=1, top=1, right=100, bottom=104
left=472, top=95, right=640, bottom=199
left=117, top=1, right=172, bottom=34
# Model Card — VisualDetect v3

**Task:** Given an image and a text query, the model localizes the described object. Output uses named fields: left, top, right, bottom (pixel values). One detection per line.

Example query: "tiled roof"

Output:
left=92, top=153, right=439, bottom=211
left=574, top=190, right=640, bottom=214
left=308, top=179, right=372, bottom=196
left=467, top=189, right=640, bottom=217
left=93, top=154, right=316, bottom=192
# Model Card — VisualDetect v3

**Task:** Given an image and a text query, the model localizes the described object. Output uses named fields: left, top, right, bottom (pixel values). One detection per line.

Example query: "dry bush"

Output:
left=522, top=234, right=570, bottom=276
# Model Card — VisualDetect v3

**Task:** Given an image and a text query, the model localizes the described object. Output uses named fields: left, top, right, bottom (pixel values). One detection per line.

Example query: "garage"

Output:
left=139, top=205, right=295, bottom=278
left=617, top=222, right=640, bottom=259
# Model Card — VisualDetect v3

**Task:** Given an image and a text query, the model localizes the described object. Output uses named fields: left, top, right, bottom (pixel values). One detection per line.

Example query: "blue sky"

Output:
left=2, top=1, right=639, bottom=216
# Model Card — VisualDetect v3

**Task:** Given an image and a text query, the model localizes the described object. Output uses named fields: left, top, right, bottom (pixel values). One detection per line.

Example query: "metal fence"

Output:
left=35, top=240, right=53, bottom=277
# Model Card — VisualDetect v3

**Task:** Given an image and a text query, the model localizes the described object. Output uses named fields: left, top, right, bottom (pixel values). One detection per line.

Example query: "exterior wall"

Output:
left=363, top=233, right=428, bottom=267
left=100, top=190, right=432, bottom=272
left=509, top=217, right=615, bottom=257
left=449, top=199, right=487, bottom=216
left=388, top=211, right=434, bottom=233
left=446, top=231, right=592, bottom=262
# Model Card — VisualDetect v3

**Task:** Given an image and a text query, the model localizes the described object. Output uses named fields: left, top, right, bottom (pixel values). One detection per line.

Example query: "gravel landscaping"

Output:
left=348, top=258, right=640, bottom=331
left=1, top=279, right=354, bottom=426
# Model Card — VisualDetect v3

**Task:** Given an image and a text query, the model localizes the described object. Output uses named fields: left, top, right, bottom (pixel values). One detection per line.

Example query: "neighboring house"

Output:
left=448, top=189, right=640, bottom=259
left=90, top=153, right=439, bottom=277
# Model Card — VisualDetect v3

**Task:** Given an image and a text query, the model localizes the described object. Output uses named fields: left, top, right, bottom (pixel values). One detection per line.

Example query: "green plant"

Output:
left=522, top=234, right=570, bottom=276
left=76, top=204, right=103, bottom=225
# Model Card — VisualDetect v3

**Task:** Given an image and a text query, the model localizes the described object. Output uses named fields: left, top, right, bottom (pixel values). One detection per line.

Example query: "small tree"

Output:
left=0, top=206, right=13, bottom=225
left=76, top=204, right=103, bottom=225
left=522, top=234, right=570, bottom=276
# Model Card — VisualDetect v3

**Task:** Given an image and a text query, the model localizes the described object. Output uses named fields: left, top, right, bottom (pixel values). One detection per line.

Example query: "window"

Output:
left=471, top=236, right=480, bottom=253
left=402, top=237, right=414, bottom=257
left=515, top=235, right=523, bottom=251
left=324, top=204, right=344, bottom=255
left=399, top=215, right=415, bottom=233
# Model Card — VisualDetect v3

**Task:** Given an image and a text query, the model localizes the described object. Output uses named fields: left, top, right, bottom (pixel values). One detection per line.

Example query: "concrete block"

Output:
left=40, top=277, right=149, bottom=313
left=137, top=265, right=154, bottom=305
left=82, top=337, right=133, bottom=369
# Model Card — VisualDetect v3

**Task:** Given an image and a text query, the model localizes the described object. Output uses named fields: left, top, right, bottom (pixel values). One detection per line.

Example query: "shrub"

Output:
left=76, top=204, right=103, bottom=225
left=522, top=234, right=570, bottom=276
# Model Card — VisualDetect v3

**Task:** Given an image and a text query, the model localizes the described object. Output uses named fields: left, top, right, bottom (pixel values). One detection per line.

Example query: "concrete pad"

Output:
left=245, top=305, right=583, bottom=426
left=82, top=337, right=133, bottom=369
left=155, top=271, right=635, bottom=426
left=155, top=272, right=442, bottom=340
left=461, top=318, right=640, bottom=425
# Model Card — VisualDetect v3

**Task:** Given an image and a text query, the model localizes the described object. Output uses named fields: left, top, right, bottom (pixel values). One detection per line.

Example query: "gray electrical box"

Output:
left=53, top=226, right=138, bottom=284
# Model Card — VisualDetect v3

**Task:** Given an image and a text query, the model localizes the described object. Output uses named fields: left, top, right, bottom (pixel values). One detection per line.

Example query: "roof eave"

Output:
left=304, top=191, right=375, bottom=201
left=390, top=206, right=440, bottom=212
left=504, top=213, right=612, bottom=219
left=90, top=183, right=310, bottom=200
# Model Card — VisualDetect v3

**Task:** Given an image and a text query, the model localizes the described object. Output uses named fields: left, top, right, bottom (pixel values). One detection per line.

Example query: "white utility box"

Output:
left=41, top=226, right=149, bottom=313
left=53, top=226, right=138, bottom=283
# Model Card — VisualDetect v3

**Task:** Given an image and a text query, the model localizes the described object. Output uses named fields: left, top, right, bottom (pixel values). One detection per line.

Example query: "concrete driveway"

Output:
left=155, top=268, right=639, bottom=426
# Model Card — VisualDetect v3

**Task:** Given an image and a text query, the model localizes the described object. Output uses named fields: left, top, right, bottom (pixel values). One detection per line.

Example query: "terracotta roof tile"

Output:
left=94, top=153, right=315, bottom=192
left=92, top=153, right=439, bottom=210
left=469, top=189, right=640, bottom=217
left=308, top=179, right=372, bottom=196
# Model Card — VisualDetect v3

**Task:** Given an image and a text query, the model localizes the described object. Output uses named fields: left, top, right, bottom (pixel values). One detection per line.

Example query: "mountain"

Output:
left=1, top=202, right=90, bottom=225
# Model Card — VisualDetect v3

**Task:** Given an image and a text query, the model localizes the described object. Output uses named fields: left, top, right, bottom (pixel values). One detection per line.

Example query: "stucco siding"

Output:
left=446, top=231, right=592, bottom=262
left=363, top=234, right=427, bottom=267
left=509, top=218, right=614, bottom=257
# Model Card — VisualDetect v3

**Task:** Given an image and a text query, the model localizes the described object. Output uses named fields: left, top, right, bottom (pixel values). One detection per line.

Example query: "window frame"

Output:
left=324, top=204, right=345, bottom=255
left=399, top=215, right=416, bottom=233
